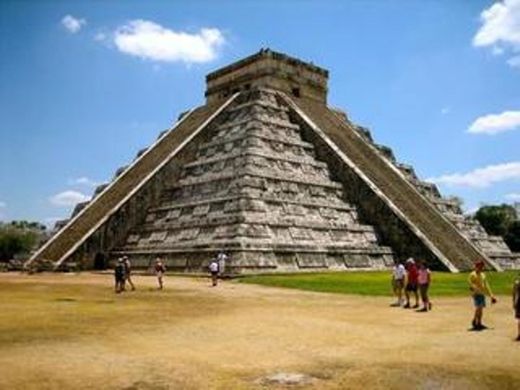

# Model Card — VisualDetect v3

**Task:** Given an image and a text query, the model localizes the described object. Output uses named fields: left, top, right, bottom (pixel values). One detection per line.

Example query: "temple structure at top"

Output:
left=205, top=49, right=329, bottom=104
left=26, top=49, right=520, bottom=273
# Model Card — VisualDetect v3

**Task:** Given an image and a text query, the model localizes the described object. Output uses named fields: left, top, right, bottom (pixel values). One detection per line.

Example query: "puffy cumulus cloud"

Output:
left=61, top=15, right=86, bottom=34
left=49, top=190, right=90, bottom=207
left=467, top=110, right=520, bottom=135
left=473, top=0, right=520, bottom=68
left=113, top=20, right=225, bottom=63
left=427, top=162, right=520, bottom=188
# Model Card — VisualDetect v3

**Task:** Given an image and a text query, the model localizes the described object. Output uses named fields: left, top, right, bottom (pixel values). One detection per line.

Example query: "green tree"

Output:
left=475, top=204, right=517, bottom=237
left=0, top=222, right=47, bottom=261
left=504, top=221, right=520, bottom=252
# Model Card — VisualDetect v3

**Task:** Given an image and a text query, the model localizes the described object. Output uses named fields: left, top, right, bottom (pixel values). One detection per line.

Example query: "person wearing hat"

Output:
left=122, top=256, right=135, bottom=291
left=468, top=260, right=497, bottom=331
left=114, top=258, right=126, bottom=294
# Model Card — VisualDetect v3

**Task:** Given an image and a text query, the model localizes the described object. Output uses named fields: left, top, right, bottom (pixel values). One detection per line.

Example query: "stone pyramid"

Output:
left=27, top=49, right=519, bottom=273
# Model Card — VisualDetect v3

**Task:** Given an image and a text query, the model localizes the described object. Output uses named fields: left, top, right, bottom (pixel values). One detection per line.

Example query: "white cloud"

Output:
left=0, top=201, right=6, bottom=208
left=113, top=20, right=225, bottom=63
left=505, top=193, right=520, bottom=201
left=427, top=162, right=520, bottom=188
left=49, top=190, right=90, bottom=207
left=68, top=177, right=99, bottom=187
left=441, top=107, right=451, bottom=115
left=61, top=15, right=86, bottom=34
left=467, top=110, right=520, bottom=135
left=507, top=55, right=520, bottom=67
left=473, top=0, right=520, bottom=68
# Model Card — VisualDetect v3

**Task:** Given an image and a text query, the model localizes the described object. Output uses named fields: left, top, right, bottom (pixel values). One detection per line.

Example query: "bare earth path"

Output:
left=0, top=273, right=519, bottom=389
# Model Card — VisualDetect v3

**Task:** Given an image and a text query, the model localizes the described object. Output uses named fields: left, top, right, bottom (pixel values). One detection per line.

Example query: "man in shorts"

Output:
left=513, top=274, right=520, bottom=341
left=391, top=260, right=406, bottom=307
left=404, top=258, right=419, bottom=309
left=209, top=258, right=219, bottom=287
left=469, top=260, right=497, bottom=331
left=114, top=258, right=125, bottom=294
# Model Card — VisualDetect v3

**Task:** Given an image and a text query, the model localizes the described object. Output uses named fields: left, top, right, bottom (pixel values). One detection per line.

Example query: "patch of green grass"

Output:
left=238, top=270, right=520, bottom=297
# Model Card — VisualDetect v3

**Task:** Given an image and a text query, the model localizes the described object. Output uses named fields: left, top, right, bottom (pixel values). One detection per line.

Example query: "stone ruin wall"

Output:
left=332, top=110, right=520, bottom=270
left=287, top=107, right=448, bottom=270
left=64, top=118, right=211, bottom=270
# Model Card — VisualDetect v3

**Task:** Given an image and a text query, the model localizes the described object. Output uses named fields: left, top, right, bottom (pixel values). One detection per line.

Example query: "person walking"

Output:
left=391, top=260, right=406, bottom=307
left=417, top=260, right=432, bottom=312
left=123, top=256, right=135, bottom=291
left=217, top=251, right=228, bottom=276
left=513, top=273, right=520, bottom=341
left=114, top=258, right=125, bottom=294
left=209, top=258, right=219, bottom=287
left=404, top=258, right=419, bottom=309
left=154, top=258, right=166, bottom=290
left=469, top=260, right=497, bottom=331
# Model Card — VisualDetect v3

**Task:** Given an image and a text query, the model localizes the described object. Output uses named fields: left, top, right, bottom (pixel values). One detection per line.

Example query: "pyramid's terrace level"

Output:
left=205, top=49, right=329, bottom=104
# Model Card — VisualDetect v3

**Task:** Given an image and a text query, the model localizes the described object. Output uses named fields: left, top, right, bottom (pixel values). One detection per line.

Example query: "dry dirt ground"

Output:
left=0, top=273, right=519, bottom=390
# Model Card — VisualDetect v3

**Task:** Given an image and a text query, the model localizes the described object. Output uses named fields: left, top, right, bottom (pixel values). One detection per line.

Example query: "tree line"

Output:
left=0, top=221, right=48, bottom=261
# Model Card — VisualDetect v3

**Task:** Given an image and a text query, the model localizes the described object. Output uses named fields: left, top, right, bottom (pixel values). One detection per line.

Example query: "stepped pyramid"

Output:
left=27, top=49, right=519, bottom=273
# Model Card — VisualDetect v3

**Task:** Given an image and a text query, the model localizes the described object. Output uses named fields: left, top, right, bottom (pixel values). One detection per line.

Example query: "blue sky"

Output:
left=1, top=0, right=520, bottom=225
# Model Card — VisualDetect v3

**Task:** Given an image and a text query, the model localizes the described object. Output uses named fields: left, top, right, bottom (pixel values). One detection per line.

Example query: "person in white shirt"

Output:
left=391, top=260, right=407, bottom=307
left=216, top=251, right=228, bottom=276
left=209, top=259, right=219, bottom=287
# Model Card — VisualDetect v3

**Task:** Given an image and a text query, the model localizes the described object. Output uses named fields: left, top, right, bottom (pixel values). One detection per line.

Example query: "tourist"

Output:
left=468, top=260, right=497, bottom=331
left=217, top=250, right=228, bottom=276
left=123, top=256, right=135, bottom=291
left=154, top=258, right=166, bottom=290
left=209, top=258, right=219, bottom=287
left=114, top=258, right=125, bottom=294
left=417, top=260, right=432, bottom=312
left=391, top=260, right=406, bottom=306
left=513, top=274, right=520, bottom=341
left=404, top=258, right=419, bottom=309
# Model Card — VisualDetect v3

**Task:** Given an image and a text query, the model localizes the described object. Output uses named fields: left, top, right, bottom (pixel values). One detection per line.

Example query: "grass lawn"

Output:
left=239, top=270, right=520, bottom=297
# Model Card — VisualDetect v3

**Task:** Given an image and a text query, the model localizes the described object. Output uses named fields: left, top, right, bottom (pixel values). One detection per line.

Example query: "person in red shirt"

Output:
left=404, top=258, right=419, bottom=309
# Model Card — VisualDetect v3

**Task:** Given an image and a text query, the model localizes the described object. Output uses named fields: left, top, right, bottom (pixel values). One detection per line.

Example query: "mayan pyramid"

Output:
left=27, top=49, right=520, bottom=273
